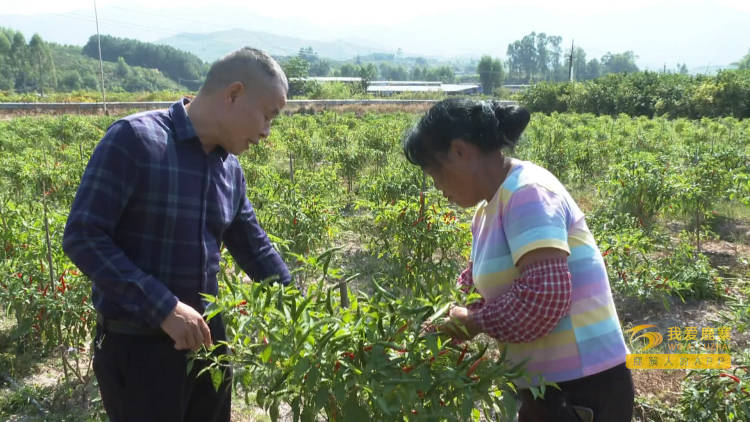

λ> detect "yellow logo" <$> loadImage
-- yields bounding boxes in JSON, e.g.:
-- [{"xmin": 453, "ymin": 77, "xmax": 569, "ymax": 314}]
[{"xmin": 626, "ymin": 324, "xmax": 663, "ymax": 351}]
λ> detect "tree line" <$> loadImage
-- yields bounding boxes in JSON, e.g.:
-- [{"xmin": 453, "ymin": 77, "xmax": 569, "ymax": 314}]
[
  {"xmin": 277, "ymin": 32, "xmax": 656, "ymax": 96},
  {"xmin": 81, "ymin": 34, "xmax": 208, "ymax": 89},
  {"xmin": 518, "ymin": 69, "xmax": 750, "ymax": 119},
  {"xmin": 0, "ymin": 27, "xmax": 187, "ymax": 94}
]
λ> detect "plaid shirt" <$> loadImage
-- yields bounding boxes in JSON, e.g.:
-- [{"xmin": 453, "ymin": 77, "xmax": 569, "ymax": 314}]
[
  {"xmin": 462, "ymin": 258, "xmax": 572, "ymax": 343},
  {"xmin": 63, "ymin": 99, "xmax": 290, "ymax": 327}
]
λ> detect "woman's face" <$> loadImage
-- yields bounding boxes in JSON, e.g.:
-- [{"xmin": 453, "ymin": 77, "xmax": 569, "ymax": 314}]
[{"xmin": 423, "ymin": 140, "xmax": 484, "ymax": 208}]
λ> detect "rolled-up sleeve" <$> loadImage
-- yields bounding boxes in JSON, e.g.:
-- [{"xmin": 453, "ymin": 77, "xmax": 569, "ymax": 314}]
[
  {"xmin": 62, "ymin": 121, "xmax": 177, "ymax": 327},
  {"xmin": 223, "ymin": 174, "xmax": 291, "ymax": 285}
]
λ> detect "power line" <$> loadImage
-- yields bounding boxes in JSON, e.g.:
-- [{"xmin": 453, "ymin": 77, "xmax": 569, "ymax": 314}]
[{"xmin": 93, "ymin": 0, "xmax": 107, "ymax": 113}]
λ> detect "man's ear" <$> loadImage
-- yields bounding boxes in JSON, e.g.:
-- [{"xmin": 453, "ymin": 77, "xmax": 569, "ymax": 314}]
[{"xmin": 225, "ymin": 81, "xmax": 245, "ymax": 103}]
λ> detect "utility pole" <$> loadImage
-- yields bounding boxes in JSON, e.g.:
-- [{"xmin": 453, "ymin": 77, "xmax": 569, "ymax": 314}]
[
  {"xmin": 568, "ymin": 40, "xmax": 575, "ymax": 82},
  {"xmin": 94, "ymin": 0, "xmax": 107, "ymax": 114}
]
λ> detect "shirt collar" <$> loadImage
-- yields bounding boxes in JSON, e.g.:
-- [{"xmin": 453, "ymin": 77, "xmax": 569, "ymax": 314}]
[{"xmin": 169, "ymin": 97, "xmax": 229, "ymax": 161}]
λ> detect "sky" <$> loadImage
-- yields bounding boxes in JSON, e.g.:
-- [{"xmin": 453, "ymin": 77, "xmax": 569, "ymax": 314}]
[{"xmin": 2, "ymin": 0, "xmax": 749, "ymax": 70}]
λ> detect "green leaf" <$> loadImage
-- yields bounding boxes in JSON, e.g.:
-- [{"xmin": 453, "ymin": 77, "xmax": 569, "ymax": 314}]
[
  {"xmin": 209, "ymin": 366, "xmax": 223, "ymax": 392},
  {"xmin": 427, "ymin": 302, "xmax": 452, "ymax": 323},
  {"xmin": 343, "ymin": 394, "xmax": 370, "ymax": 421},
  {"xmin": 269, "ymin": 400, "xmax": 279, "ymax": 422},
  {"xmin": 261, "ymin": 344, "xmax": 272, "ymax": 363}
]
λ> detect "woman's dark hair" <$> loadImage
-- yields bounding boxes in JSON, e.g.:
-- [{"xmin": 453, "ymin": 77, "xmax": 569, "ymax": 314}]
[{"xmin": 403, "ymin": 98, "xmax": 530, "ymax": 167}]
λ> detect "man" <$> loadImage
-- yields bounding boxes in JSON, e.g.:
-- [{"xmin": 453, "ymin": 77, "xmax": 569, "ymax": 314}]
[{"xmin": 63, "ymin": 47, "xmax": 291, "ymax": 422}]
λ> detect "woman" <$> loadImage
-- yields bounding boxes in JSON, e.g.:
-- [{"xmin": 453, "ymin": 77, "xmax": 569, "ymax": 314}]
[{"xmin": 403, "ymin": 98, "xmax": 634, "ymax": 421}]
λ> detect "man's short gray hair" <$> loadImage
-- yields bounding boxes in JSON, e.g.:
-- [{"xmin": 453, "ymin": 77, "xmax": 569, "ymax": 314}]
[{"xmin": 200, "ymin": 47, "xmax": 288, "ymax": 94}]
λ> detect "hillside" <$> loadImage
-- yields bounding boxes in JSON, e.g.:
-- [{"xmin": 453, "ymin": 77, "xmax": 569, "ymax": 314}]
[{"xmin": 157, "ymin": 28, "xmax": 385, "ymax": 62}]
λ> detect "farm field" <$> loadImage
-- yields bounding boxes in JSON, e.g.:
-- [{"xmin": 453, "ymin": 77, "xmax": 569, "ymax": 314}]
[{"xmin": 0, "ymin": 109, "xmax": 749, "ymax": 421}]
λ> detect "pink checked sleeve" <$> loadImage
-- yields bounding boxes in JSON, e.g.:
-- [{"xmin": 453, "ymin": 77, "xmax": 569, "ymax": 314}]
[{"xmin": 469, "ymin": 258, "xmax": 572, "ymax": 343}]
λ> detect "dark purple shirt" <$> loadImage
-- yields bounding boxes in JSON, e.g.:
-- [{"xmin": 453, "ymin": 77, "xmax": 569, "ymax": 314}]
[{"xmin": 63, "ymin": 98, "xmax": 290, "ymax": 327}]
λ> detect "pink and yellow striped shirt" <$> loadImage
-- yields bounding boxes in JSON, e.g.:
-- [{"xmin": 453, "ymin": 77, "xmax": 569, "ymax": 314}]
[{"xmin": 468, "ymin": 160, "xmax": 629, "ymax": 388}]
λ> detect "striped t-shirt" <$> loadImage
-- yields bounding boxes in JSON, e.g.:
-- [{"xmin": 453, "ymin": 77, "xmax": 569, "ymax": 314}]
[{"xmin": 470, "ymin": 159, "xmax": 628, "ymax": 388}]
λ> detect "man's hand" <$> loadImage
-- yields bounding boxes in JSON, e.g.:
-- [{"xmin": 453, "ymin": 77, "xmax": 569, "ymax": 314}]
[
  {"xmin": 160, "ymin": 301, "xmax": 212, "ymax": 351},
  {"xmin": 434, "ymin": 305, "xmax": 481, "ymax": 342}
]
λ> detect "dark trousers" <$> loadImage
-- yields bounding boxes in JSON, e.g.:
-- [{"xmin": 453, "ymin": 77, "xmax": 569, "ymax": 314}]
[
  {"xmin": 92, "ymin": 317, "xmax": 232, "ymax": 422},
  {"xmin": 518, "ymin": 363, "xmax": 634, "ymax": 422}
]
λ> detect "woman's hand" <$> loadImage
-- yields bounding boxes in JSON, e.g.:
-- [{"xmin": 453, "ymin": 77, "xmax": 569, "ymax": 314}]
[{"xmin": 434, "ymin": 305, "xmax": 481, "ymax": 342}]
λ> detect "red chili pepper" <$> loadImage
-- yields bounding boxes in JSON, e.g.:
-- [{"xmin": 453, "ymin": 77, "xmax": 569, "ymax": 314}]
[
  {"xmin": 601, "ymin": 248, "xmax": 611, "ymax": 257},
  {"xmin": 235, "ymin": 300, "xmax": 249, "ymax": 315},
  {"xmin": 16, "ymin": 272, "xmax": 22, "ymax": 278},
  {"xmin": 411, "ymin": 409, "xmax": 418, "ymax": 415},
  {"xmin": 456, "ymin": 345, "xmax": 468, "ymax": 365},
  {"xmin": 402, "ymin": 365, "xmax": 413, "ymax": 374},
  {"xmin": 57, "ymin": 276, "xmax": 67, "ymax": 293},
  {"xmin": 466, "ymin": 357, "xmax": 486, "ymax": 377},
  {"xmin": 416, "ymin": 390, "xmax": 424, "ymax": 398},
  {"xmin": 363, "ymin": 345, "xmax": 373, "ymax": 352},
  {"xmin": 719, "ymin": 373, "xmax": 741, "ymax": 383},
  {"xmin": 334, "ymin": 360, "xmax": 341, "ymax": 372},
  {"xmin": 263, "ymin": 336, "xmax": 269, "ymax": 345}
]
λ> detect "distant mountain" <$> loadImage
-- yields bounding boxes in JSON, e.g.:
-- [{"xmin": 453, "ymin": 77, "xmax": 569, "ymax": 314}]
[{"xmin": 157, "ymin": 29, "xmax": 388, "ymax": 63}]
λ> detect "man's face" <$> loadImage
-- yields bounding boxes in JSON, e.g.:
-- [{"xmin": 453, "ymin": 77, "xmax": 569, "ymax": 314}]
[{"xmin": 222, "ymin": 77, "xmax": 287, "ymax": 155}]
